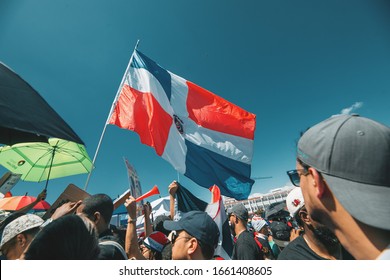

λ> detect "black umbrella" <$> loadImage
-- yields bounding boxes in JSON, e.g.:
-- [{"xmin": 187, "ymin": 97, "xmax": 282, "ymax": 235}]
[
  {"xmin": 0, "ymin": 62, "xmax": 83, "ymax": 145},
  {"xmin": 265, "ymin": 202, "xmax": 289, "ymax": 220}
]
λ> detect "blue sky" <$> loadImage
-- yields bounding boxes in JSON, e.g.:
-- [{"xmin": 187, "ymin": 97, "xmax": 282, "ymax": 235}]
[{"xmin": 0, "ymin": 0, "xmax": 389, "ymax": 205}]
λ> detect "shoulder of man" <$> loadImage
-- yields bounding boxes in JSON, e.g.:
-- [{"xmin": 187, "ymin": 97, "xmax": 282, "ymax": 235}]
[
  {"xmin": 234, "ymin": 231, "xmax": 264, "ymax": 260},
  {"xmin": 98, "ymin": 237, "xmax": 127, "ymax": 260},
  {"xmin": 277, "ymin": 235, "xmax": 326, "ymax": 260}
]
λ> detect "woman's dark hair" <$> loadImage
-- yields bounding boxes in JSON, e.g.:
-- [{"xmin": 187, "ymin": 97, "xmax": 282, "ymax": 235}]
[{"xmin": 23, "ymin": 215, "xmax": 100, "ymax": 260}]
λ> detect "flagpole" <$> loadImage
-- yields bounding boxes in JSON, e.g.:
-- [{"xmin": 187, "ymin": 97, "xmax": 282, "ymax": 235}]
[{"xmin": 84, "ymin": 39, "xmax": 140, "ymax": 191}]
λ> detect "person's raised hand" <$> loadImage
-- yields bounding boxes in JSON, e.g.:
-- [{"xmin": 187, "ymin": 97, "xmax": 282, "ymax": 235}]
[
  {"xmin": 143, "ymin": 202, "xmax": 152, "ymax": 216},
  {"xmin": 168, "ymin": 181, "xmax": 179, "ymax": 196},
  {"xmin": 124, "ymin": 196, "xmax": 137, "ymax": 219},
  {"xmin": 51, "ymin": 200, "xmax": 82, "ymax": 220}
]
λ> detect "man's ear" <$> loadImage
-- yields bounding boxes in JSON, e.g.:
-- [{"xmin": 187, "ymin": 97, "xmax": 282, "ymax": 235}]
[
  {"xmin": 298, "ymin": 208, "xmax": 310, "ymax": 225},
  {"xmin": 93, "ymin": 212, "xmax": 101, "ymax": 223},
  {"xmin": 16, "ymin": 233, "xmax": 27, "ymax": 247},
  {"xmin": 309, "ymin": 168, "xmax": 326, "ymax": 198},
  {"xmin": 187, "ymin": 237, "xmax": 198, "ymax": 255}
]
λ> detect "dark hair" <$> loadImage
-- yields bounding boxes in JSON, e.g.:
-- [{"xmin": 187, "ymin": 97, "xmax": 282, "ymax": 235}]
[
  {"xmin": 297, "ymin": 158, "xmax": 325, "ymax": 182},
  {"xmin": 161, "ymin": 242, "xmax": 172, "ymax": 260},
  {"xmin": 151, "ymin": 248, "xmax": 163, "ymax": 260},
  {"xmin": 297, "ymin": 158, "xmax": 310, "ymax": 171},
  {"xmin": 198, "ymin": 240, "xmax": 215, "ymax": 260},
  {"xmin": 110, "ymin": 225, "xmax": 126, "ymax": 247},
  {"xmin": 23, "ymin": 215, "xmax": 100, "ymax": 260},
  {"xmin": 153, "ymin": 215, "xmax": 171, "ymax": 236},
  {"xmin": 23, "ymin": 226, "xmax": 41, "ymax": 238},
  {"xmin": 294, "ymin": 212, "xmax": 305, "ymax": 228},
  {"xmin": 81, "ymin": 194, "xmax": 113, "ymax": 223}
]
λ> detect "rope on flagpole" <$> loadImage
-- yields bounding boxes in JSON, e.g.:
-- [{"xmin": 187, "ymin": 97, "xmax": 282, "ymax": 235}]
[{"xmin": 84, "ymin": 39, "xmax": 140, "ymax": 191}]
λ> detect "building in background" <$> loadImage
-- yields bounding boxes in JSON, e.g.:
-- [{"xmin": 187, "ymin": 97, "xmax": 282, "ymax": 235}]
[{"xmin": 224, "ymin": 186, "xmax": 293, "ymax": 217}]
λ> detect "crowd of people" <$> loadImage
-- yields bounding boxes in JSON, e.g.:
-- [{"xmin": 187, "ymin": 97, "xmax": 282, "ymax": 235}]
[{"xmin": 0, "ymin": 114, "xmax": 389, "ymax": 260}]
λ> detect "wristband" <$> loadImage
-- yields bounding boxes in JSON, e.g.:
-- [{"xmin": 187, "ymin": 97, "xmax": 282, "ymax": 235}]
[{"xmin": 40, "ymin": 218, "xmax": 53, "ymax": 228}]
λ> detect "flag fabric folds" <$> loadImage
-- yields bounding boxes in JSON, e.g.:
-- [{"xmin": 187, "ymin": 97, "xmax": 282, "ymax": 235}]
[
  {"xmin": 175, "ymin": 182, "xmax": 208, "ymax": 213},
  {"xmin": 176, "ymin": 183, "xmax": 233, "ymax": 260},
  {"xmin": 108, "ymin": 50, "xmax": 256, "ymax": 200}
]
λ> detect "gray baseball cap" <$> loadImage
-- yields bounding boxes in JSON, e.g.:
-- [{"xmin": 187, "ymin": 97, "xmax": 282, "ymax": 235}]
[
  {"xmin": 297, "ymin": 114, "xmax": 390, "ymax": 230},
  {"xmin": 227, "ymin": 203, "xmax": 248, "ymax": 221}
]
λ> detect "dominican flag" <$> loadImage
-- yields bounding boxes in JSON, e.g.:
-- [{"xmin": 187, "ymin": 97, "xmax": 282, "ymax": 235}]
[
  {"xmin": 176, "ymin": 183, "xmax": 234, "ymax": 260},
  {"xmin": 108, "ymin": 50, "xmax": 256, "ymax": 200}
]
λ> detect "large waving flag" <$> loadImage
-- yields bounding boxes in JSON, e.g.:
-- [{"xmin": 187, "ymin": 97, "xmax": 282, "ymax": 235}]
[
  {"xmin": 176, "ymin": 183, "xmax": 234, "ymax": 260},
  {"xmin": 108, "ymin": 50, "xmax": 256, "ymax": 200}
]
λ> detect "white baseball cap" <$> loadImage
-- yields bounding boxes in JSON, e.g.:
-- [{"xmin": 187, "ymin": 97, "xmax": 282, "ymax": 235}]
[{"xmin": 286, "ymin": 187, "xmax": 305, "ymax": 218}]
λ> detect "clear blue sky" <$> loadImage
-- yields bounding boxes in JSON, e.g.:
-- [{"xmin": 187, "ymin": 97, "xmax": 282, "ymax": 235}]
[{"xmin": 0, "ymin": 0, "xmax": 389, "ymax": 205}]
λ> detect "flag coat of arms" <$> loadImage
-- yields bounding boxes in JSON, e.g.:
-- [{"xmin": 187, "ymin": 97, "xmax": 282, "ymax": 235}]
[{"xmin": 108, "ymin": 50, "xmax": 256, "ymax": 200}]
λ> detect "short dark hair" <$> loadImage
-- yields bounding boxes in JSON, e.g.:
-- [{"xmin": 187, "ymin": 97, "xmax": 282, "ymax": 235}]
[
  {"xmin": 295, "ymin": 211, "xmax": 305, "ymax": 228},
  {"xmin": 297, "ymin": 158, "xmax": 310, "ymax": 171},
  {"xmin": 198, "ymin": 240, "xmax": 215, "ymax": 260},
  {"xmin": 153, "ymin": 215, "xmax": 171, "ymax": 236},
  {"xmin": 82, "ymin": 194, "xmax": 113, "ymax": 223}
]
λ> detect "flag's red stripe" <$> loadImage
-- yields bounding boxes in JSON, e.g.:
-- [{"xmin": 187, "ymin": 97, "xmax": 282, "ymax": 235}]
[
  {"xmin": 108, "ymin": 85, "xmax": 172, "ymax": 156},
  {"xmin": 186, "ymin": 81, "xmax": 256, "ymax": 140},
  {"xmin": 209, "ymin": 185, "xmax": 221, "ymax": 203}
]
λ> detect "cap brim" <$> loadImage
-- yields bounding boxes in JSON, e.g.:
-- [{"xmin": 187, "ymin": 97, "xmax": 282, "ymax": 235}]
[
  {"xmin": 322, "ymin": 173, "xmax": 390, "ymax": 230},
  {"xmin": 0, "ymin": 219, "xmax": 43, "ymax": 250},
  {"xmin": 273, "ymin": 239, "xmax": 289, "ymax": 248},
  {"xmin": 163, "ymin": 220, "xmax": 183, "ymax": 232}
]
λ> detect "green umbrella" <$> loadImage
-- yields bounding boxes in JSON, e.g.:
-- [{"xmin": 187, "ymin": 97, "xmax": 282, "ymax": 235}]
[{"xmin": 0, "ymin": 138, "xmax": 93, "ymax": 189}]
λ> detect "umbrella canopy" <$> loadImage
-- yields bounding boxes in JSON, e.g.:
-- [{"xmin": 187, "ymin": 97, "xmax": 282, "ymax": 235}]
[
  {"xmin": 0, "ymin": 138, "xmax": 93, "ymax": 188},
  {"xmin": 0, "ymin": 195, "xmax": 51, "ymax": 211},
  {"xmin": 0, "ymin": 62, "xmax": 83, "ymax": 145},
  {"xmin": 265, "ymin": 202, "xmax": 289, "ymax": 220}
]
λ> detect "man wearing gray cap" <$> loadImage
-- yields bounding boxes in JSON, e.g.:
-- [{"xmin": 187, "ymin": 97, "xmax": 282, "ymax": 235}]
[
  {"xmin": 228, "ymin": 203, "xmax": 264, "ymax": 260},
  {"xmin": 293, "ymin": 114, "xmax": 390, "ymax": 259}
]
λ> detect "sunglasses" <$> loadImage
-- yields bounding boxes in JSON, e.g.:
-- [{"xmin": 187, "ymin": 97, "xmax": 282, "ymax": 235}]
[
  {"xmin": 286, "ymin": 169, "xmax": 309, "ymax": 187},
  {"xmin": 171, "ymin": 230, "xmax": 191, "ymax": 245}
]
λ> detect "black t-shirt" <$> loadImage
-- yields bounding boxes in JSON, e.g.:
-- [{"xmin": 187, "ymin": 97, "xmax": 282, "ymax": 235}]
[
  {"xmin": 277, "ymin": 235, "xmax": 328, "ymax": 260},
  {"xmin": 232, "ymin": 230, "xmax": 263, "ymax": 260}
]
